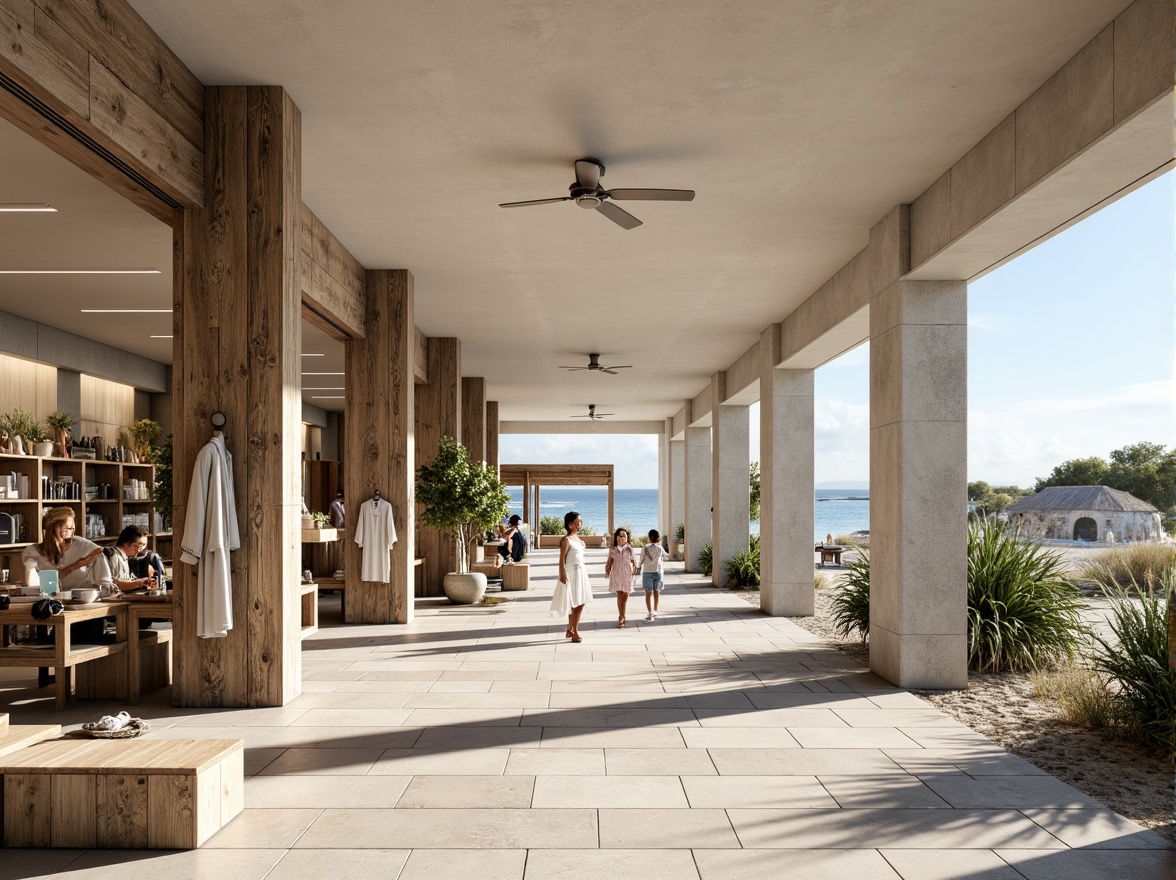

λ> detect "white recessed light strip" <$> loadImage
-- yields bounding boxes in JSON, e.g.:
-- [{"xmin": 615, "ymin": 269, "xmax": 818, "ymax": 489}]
[
  {"xmin": 3, "ymin": 268, "xmax": 161, "ymax": 274},
  {"xmin": 301, "ymin": 353, "xmax": 325, "ymax": 357},
  {"xmin": 150, "ymin": 335, "xmax": 173, "ymax": 339},
  {"xmin": 310, "ymin": 396, "xmax": 344, "ymax": 400},
  {"xmin": 81, "ymin": 309, "xmax": 172, "ymax": 313},
  {"xmin": 304, "ymin": 387, "xmax": 344, "ymax": 391},
  {"xmin": 0, "ymin": 204, "xmax": 57, "ymax": 212},
  {"xmin": 302, "ymin": 372, "xmax": 344, "ymax": 376}
]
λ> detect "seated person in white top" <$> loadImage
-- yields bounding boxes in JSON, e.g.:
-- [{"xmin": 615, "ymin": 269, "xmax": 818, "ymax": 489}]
[
  {"xmin": 104, "ymin": 525, "xmax": 156, "ymax": 592},
  {"xmin": 21, "ymin": 506, "xmax": 112, "ymax": 589}
]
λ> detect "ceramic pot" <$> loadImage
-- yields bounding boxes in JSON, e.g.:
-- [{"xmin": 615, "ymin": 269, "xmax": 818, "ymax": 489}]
[
  {"xmin": 33, "ymin": 441, "xmax": 54, "ymax": 457},
  {"xmin": 442, "ymin": 571, "xmax": 487, "ymax": 605}
]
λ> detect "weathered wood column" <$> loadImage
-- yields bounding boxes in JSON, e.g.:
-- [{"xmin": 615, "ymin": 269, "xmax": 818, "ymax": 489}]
[
  {"xmin": 462, "ymin": 377, "xmax": 487, "ymax": 465},
  {"xmin": 173, "ymin": 86, "xmax": 302, "ymax": 707},
  {"xmin": 486, "ymin": 401, "xmax": 500, "ymax": 475},
  {"xmin": 344, "ymin": 270, "xmax": 416, "ymax": 624},
  {"xmin": 415, "ymin": 337, "xmax": 461, "ymax": 594}
]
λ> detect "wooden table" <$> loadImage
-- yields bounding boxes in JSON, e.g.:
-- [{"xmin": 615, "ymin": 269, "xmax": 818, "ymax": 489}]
[
  {"xmin": 124, "ymin": 597, "xmax": 174, "ymax": 704},
  {"xmin": 815, "ymin": 544, "xmax": 845, "ymax": 567},
  {"xmin": 0, "ymin": 601, "xmax": 128, "ymax": 710}
]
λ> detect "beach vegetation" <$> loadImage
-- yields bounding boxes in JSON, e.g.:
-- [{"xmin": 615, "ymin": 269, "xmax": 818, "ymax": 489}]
[
  {"xmin": 1032, "ymin": 665, "xmax": 1121, "ymax": 729},
  {"xmin": 835, "ymin": 532, "xmax": 869, "ymax": 549},
  {"xmin": 724, "ymin": 534, "xmax": 760, "ymax": 589},
  {"xmin": 968, "ymin": 480, "xmax": 1031, "ymax": 516},
  {"xmin": 1090, "ymin": 574, "xmax": 1176, "ymax": 759},
  {"xmin": 749, "ymin": 461, "xmax": 761, "ymax": 522},
  {"xmin": 968, "ymin": 520, "xmax": 1084, "ymax": 672},
  {"xmin": 1078, "ymin": 543, "xmax": 1176, "ymax": 592},
  {"xmin": 829, "ymin": 549, "xmax": 871, "ymax": 643},
  {"xmin": 698, "ymin": 542, "xmax": 713, "ymax": 577},
  {"xmin": 539, "ymin": 515, "xmax": 564, "ymax": 535},
  {"xmin": 674, "ymin": 523, "xmax": 685, "ymax": 543},
  {"xmin": 1035, "ymin": 442, "xmax": 1176, "ymax": 527},
  {"xmin": 814, "ymin": 572, "xmax": 828, "ymax": 590}
]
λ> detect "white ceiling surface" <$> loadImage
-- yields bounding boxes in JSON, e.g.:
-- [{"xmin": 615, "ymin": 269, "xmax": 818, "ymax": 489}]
[{"xmin": 4, "ymin": 2, "xmax": 1134, "ymax": 425}]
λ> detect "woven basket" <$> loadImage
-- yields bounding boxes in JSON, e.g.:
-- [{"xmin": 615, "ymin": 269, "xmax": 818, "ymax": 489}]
[{"xmin": 78, "ymin": 718, "xmax": 150, "ymax": 739}]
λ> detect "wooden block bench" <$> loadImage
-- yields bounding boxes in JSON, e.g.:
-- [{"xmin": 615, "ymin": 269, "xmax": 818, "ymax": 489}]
[
  {"xmin": 501, "ymin": 562, "xmax": 530, "ymax": 591},
  {"xmin": 1, "ymin": 738, "xmax": 244, "ymax": 849},
  {"xmin": 471, "ymin": 560, "xmax": 501, "ymax": 580}
]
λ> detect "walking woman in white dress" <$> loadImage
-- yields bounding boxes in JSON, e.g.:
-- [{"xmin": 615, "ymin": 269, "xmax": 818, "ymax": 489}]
[{"xmin": 550, "ymin": 510, "xmax": 593, "ymax": 642}]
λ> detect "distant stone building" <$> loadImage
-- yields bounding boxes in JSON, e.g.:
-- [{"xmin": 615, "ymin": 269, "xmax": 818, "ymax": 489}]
[{"xmin": 1005, "ymin": 486, "xmax": 1162, "ymax": 543}]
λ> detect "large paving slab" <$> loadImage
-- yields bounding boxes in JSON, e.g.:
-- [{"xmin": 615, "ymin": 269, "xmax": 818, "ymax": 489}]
[{"xmin": 0, "ymin": 548, "xmax": 1170, "ymax": 878}]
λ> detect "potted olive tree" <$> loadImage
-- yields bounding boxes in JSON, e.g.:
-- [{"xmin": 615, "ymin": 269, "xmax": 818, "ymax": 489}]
[{"xmin": 416, "ymin": 435, "xmax": 509, "ymax": 604}]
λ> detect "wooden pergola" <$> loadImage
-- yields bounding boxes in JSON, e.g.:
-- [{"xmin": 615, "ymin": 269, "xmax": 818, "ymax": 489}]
[{"xmin": 498, "ymin": 464, "xmax": 615, "ymax": 538}]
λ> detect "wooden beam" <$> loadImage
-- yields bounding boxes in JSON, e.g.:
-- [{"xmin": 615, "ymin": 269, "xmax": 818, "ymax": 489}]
[
  {"xmin": 414, "ymin": 337, "xmax": 460, "ymax": 594},
  {"xmin": 298, "ymin": 202, "xmax": 366, "ymax": 339}
]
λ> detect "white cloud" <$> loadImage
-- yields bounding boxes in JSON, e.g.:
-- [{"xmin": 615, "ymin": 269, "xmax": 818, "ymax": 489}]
[{"xmin": 967, "ymin": 313, "xmax": 1003, "ymax": 331}]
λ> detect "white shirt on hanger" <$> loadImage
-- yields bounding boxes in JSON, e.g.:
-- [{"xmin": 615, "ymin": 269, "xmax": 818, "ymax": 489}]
[
  {"xmin": 355, "ymin": 496, "xmax": 397, "ymax": 583},
  {"xmin": 180, "ymin": 433, "xmax": 240, "ymax": 638}
]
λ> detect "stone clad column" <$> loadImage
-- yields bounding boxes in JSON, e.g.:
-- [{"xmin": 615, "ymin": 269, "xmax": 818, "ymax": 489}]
[
  {"xmin": 344, "ymin": 270, "xmax": 415, "ymax": 624},
  {"xmin": 869, "ymin": 280, "xmax": 968, "ymax": 688},
  {"xmin": 657, "ymin": 419, "xmax": 671, "ymax": 542},
  {"xmin": 415, "ymin": 338, "xmax": 461, "ymax": 595},
  {"xmin": 173, "ymin": 86, "xmax": 302, "ymax": 707},
  {"xmin": 462, "ymin": 377, "xmax": 486, "ymax": 465},
  {"xmin": 684, "ymin": 423, "xmax": 711, "ymax": 573},
  {"xmin": 711, "ymin": 373, "xmax": 749, "ymax": 587},
  {"xmin": 670, "ymin": 437, "xmax": 685, "ymax": 558},
  {"xmin": 486, "ymin": 401, "xmax": 499, "ymax": 475},
  {"xmin": 759, "ymin": 358, "xmax": 815, "ymax": 615}
]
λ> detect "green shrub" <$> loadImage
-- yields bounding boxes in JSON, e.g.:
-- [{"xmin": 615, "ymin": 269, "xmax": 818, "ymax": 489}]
[
  {"xmin": 814, "ymin": 572, "xmax": 828, "ymax": 590},
  {"xmin": 539, "ymin": 515, "xmax": 564, "ymax": 535},
  {"xmin": 829, "ymin": 550, "xmax": 871, "ymax": 643},
  {"xmin": 1091, "ymin": 574, "xmax": 1176, "ymax": 759},
  {"xmin": 835, "ymin": 532, "xmax": 869, "ymax": 550},
  {"xmin": 1032, "ymin": 665, "xmax": 1120, "ymax": 729},
  {"xmin": 698, "ymin": 542, "xmax": 713, "ymax": 577},
  {"xmin": 674, "ymin": 523, "xmax": 685, "ymax": 543},
  {"xmin": 724, "ymin": 536, "xmax": 760, "ymax": 589},
  {"xmin": 0, "ymin": 407, "xmax": 47, "ymax": 443},
  {"xmin": 967, "ymin": 521, "xmax": 1084, "ymax": 672},
  {"xmin": 1080, "ymin": 543, "xmax": 1176, "ymax": 592}
]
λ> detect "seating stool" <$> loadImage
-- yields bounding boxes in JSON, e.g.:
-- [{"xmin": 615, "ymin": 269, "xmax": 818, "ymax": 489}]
[
  {"xmin": 471, "ymin": 561, "xmax": 501, "ymax": 580},
  {"xmin": 501, "ymin": 563, "xmax": 530, "ymax": 591}
]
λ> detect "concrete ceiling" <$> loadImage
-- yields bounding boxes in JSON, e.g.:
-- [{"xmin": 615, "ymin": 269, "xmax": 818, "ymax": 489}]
[{"xmin": 2, "ymin": 1, "xmax": 1134, "ymax": 423}]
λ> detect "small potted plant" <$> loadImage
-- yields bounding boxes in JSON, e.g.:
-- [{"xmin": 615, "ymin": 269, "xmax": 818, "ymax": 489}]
[
  {"xmin": 311, "ymin": 512, "xmax": 331, "ymax": 529},
  {"xmin": 0, "ymin": 408, "xmax": 48, "ymax": 455},
  {"xmin": 416, "ymin": 435, "xmax": 509, "ymax": 604},
  {"xmin": 674, "ymin": 522, "xmax": 685, "ymax": 558},
  {"xmin": 131, "ymin": 419, "xmax": 162, "ymax": 460},
  {"xmin": 45, "ymin": 411, "xmax": 75, "ymax": 457}
]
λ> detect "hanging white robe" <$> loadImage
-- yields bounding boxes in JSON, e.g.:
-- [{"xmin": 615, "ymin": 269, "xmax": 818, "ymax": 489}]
[
  {"xmin": 180, "ymin": 434, "xmax": 240, "ymax": 638},
  {"xmin": 355, "ymin": 497, "xmax": 397, "ymax": 583}
]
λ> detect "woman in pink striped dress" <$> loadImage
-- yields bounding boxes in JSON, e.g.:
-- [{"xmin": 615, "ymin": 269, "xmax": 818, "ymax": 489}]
[{"xmin": 605, "ymin": 527, "xmax": 636, "ymax": 628}]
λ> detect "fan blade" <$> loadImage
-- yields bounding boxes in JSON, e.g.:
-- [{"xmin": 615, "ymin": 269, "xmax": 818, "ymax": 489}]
[
  {"xmin": 605, "ymin": 188, "xmax": 695, "ymax": 201},
  {"xmin": 601, "ymin": 365, "xmax": 632, "ymax": 371},
  {"xmin": 596, "ymin": 200, "xmax": 642, "ymax": 229},
  {"xmin": 575, "ymin": 159, "xmax": 602, "ymax": 189},
  {"xmin": 559, "ymin": 366, "xmax": 589, "ymax": 371},
  {"xmin": 601, "ymin": 369, "xmax": 617, "ymax": 375},
  {"xmin": 499, "ymin": 197, "xmax": 571, "ymax": 208}
]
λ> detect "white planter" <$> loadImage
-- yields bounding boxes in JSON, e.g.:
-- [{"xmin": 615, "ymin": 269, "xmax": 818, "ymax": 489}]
[
  {"xmin": 443, "ymin": 571, "xmax": 487, "ymax": 605},
  {"xmin": 33, "ymin": 441, "xmax": 55, "ymax": 457}
]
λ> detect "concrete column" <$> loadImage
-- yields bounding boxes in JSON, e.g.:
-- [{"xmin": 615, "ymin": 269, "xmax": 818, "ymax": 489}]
[
  {"xmin": 657, "ymin": 421, "xmax": 670, "ymax": 542},
  {"xmin": 415, "ymin": 337, "xmax": 461, "ymax": 594},
  {"xmin": 173, "ymin": 86, "xmax": 302, "ymax": 707},
  {"xmin": 344, "ymin": 270, "xmax": 415, "ymax": 624},
  {"xmin": 684, "ymin": 426, "xmax": 711, "ymax": 573},
  {"xmin": 759, "ymin": 355, "xmax": 815, "ymax": 616},
  {"xmin": 56, "ymin": 369, "xmax": 81, "ymax": 427},
  {"xmin": 711, "ymin": 373, "xmax": 750, "ymax": 587},
  {"xmin": 461, "ymin": 377, "xmax": 486, "ymax": 465},
  {"xmin": 869, "ymin": 279, "xmax": 968, "ymax": 689},
  {"xmin": 486, "ymin": 401, "xmax": 499, "ymax": 475},
  {"xmin": 670, "ymin": 438, "xmax": 685, "ymax": 558}
]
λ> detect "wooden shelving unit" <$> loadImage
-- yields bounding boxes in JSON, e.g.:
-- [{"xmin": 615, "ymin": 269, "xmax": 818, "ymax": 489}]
[{"xmin": 0, "ymin": 453, "xmax": 161, "ymax": 568}]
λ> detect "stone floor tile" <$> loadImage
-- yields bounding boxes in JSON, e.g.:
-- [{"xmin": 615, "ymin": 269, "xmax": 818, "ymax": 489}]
[
  {"xmin": 245, "ymin": 774, "xmax": 412, "ymax": 808},
  {"xmin": 599, "ymin": 808, "xmax": 739, "ymax": 848},
  {"xmin": 539, "ymin": 726, "xmax": 685, "ymax": 748},
  {"xmin": 404, "ymin": 692, "xmax": 549, "ymax": 709},
  {"xmin": 413, "ymin": 726, "xmax": 543, "ymax": 749},
  {"xmin": 0, "ymin": 849, "xmax": 83, "ymax": 880},
  {"xmin": 549, "ymin": 679, "xmax": 668, "ymax": 692},
  {"xmin": 695, "ymin": 849, "xmax": 902, "ymax": 880},
  {"xmin": 524, "ymin": 849, "xmax": 702, "ymax": 879},
  {"xmin": 333, "ymin": 679, "xmax": 439, "ymax": 692},
  {"xmin": 244, "ymin": 747, "xmax": 285, "ymax": 776},
  {"xmin": 791, "ymin": 727, "xmax": 924, "ymax": 748},
  {"xmin": 832, "ymin": 708, "xmax": 967, "ymax": 728},
  {"xmin": 51, "ymin": 849, "xmax": 285, "ymax": 879},
  {"xmin": 427, "ymin": 679, "xmax": 494, "ymax": 692},
  {"xmin": 399, "ymin": 849, "xmax": 527, "ymax": 880},
  {"xmin": 491, "ymin": 680, "xmax": 553, "ymax": 692},
  {"xmin": 882, "ymin": 748, "xmax": 1047, "ymax": 776},
  {"xmin": 258, "ymin": 748, "xmax": 385, "ymax": 776},
  {"xmin": 709, "ymin": 747, "xmax": 904, "ymax": 776},
  {"xmin": 726, "ymin": 808, "xmax": 1066, "ymax": 849},
  {"xmin": 204, "ymin": 808, "xmax": 323, "ymax": 848},
  {"xmin": 605, "ymin": 748, "xmax": 718, "ymax": 776},
  {"xmin": 923, "ymin": 775, "xmax": 1105, "ymax": 809},
  {"xmin": 397, "ymin": 774, "xmax": 534, "ymax": 808},
  {"xmin": 746, "ymin": 692, "xmax": 880, "ymax": 709},
  {"xmin": 403, "ymin": 707, "xmax": 526, "ymax": 726},
  {"xmin": 547, "ymin": 692, "xmax": 691, "ymax": 709},
  {"xmin": 289, "ymin": 708, "xmax": 413, "ymax": 727},
  {"xmin": 995, "ymin": 848, "xmax": 1176, "ymax": 880},
  {"xmin": 896, "ymin": 728, "xmax": 998, "ymax": 749},
  {"xmin": 679, "ymin": 727, "xmax": 802, "ymax": 749},
  {"xmin": 1020, "ymin": 808, "xmax": 1176, "ymax": 849},
  {"xmin": 295, "ymin": 808, "xmax": 598, "ymax": 849},
  {"xmin": 818, "ymin": 775, "xmax": 952, "ymax": 809},
  {"xmin": 879, "ymin": 849, "xmax": 1022, "ymax": 879},
  {"xmin": 505, "ymin": 748, "xmax": 606, "ymax": 775},
  {"xmin": 533, "ymin": 775, "xmax": 688, "ymax": 807},
  {"xmin": 683, "ymin": 691, "xmax": 758, "ymax": 708},
  {"xmin": 368, "ymin": 748, "xmax": 511, "ymax": 775},
  {"xmin": 695, "ymin": 707, "xmax": 849, "ymax": 727},
  {"xmin": 286, "ymin": 692, "xmax": 412, "ymax": 709},
  {"xmin": 267, "ymin": 850, "xmax": 412, "ymax": 880},
  {"xmin": 682, "ymin": 775, "xmax": 838, "ymax": 808},
  {"xmin": 521, "ymin": 707, "xmax": 699, "ymax": 727}
]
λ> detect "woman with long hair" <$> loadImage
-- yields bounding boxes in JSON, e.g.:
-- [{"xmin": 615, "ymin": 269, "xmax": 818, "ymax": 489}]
[
  {"xmin": 21, "ymin": 506, "xmax": 111, "ymax": 588},
  {"xmin": 549, "ymin": 510, "xmax": 593, "ymax": 642}
]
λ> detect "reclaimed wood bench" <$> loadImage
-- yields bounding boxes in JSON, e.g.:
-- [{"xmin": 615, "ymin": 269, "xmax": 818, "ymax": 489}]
[
  {"xmin": 501, "ymin": 562, "xmax": 530, "ymax": 591},
  {"xmin": 1, "ymin": 737, "xmax": 244, "ymax": 849}
]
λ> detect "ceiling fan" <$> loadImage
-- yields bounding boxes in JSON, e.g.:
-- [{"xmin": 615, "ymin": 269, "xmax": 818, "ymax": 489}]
[
  {"xmin": 559, "ymin": 353, "xmax": 631, "ymax": 375},
  {"xmin": 570, "ymin": 404, "xmax": 613, "ymax": 421},
  {"xmin": 499, "ymin": 158, "xmax": 695, "ymax": 230}
]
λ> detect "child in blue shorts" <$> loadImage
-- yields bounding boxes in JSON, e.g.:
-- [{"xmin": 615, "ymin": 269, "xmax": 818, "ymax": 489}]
[{"xmin": 639, "ymin": 529, "xmax": 669, "ymax": 620}]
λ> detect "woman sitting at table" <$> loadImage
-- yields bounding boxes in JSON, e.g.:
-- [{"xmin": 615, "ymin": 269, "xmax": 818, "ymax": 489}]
[{"xmin": 21, "ymin": 506, "xmax": 112, "ymax": 590}]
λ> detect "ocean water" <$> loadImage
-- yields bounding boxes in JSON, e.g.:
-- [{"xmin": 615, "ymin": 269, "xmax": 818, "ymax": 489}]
[{"xmin": 506, "ymin": 487, "xmax": 869, "ymax": 541}]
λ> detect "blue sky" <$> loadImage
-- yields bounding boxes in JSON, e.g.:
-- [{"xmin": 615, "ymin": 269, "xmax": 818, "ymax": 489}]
[{"xmin": 504, "ymin": 172, "xmax": 1175, "ymax": 489}]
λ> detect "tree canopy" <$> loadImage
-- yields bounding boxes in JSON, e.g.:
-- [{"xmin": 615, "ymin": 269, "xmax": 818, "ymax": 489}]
[{"xmin": 1034, "ymin": 442, "xmax": 1176, "ymax": 517}]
